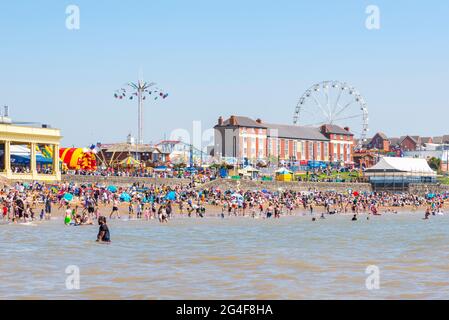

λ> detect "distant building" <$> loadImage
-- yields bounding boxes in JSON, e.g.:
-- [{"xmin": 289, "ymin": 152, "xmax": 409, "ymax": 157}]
[
  {"xmin": 399, "ymin": 136, "xmax": 423, "ymax": 151},
  {"xmin": 98, "ymin": 136, "xmax": 167, "ymax": 167},
  {"xmin": 155, "ymin": 140, "xmax": 209, "ymax": 165},
  {"xmin": 353, "ymin": 151, "xmax": 378, "ymax": 169},
  {"xmin": 404, "ymin": 144, "xmax": 449, "ymax": 173},
  {"xmin": 432, "ymin": 135, "xmax": 449, "ymax": 145},
  {"xmin": 366, "ymin": 132, "xmax": 390, "ymax": 151},
  {"xmin": 0, "ymin": 119, "xmax": 61, "ymax": 181},
  {"xmin": 213, "ymin": 115, "xmax": 354, "ymax": 165}
]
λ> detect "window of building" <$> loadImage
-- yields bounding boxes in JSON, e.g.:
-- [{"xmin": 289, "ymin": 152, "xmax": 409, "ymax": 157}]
[
  {"xmin": 333, "ymin": 143, "xmax": 337, "ymax": 161},
  {"xmin": 293, "ymin": 140, "xmax": 297, "ymax": 157},
  {"xmin": 324, "ymin": 142, "xmax": 328, "ymax": 160},
  {"xmin": 309, "ymin": 142, "xmax": 314, "ymax": 160},
  {"xmin": 301, "ymin": 142, "xmax": 305, "ymax": 160}
]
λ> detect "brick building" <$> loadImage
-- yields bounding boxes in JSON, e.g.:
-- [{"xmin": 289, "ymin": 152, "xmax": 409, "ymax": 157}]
[
  {"xmin": 366, "ymin": 132, "xmax": 390, "ymax": 151},
  {"xmin": 213, "ymin": 115, "xmax": 354, "ymax": 164}
]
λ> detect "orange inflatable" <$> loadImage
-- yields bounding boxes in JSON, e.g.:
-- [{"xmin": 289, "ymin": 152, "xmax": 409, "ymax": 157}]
[{"xmin": 59, "ymin": 148, "xmax": 97, "ymax": 171}]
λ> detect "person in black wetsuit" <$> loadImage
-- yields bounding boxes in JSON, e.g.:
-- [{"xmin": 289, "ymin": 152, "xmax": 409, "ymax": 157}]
[{"xmin": 96, "ymin": 216, "xmax": 111, "ymax": 243}]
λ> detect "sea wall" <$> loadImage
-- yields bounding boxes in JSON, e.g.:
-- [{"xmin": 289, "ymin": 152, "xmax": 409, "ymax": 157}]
[
  {"xmin": 408, "ymin": 184, "xmax": 449, "ymax": 194},
  {"xmin": 60, "ymin": 175, "xmax": 191, "ymax": 187},
  {"xmin": 59, "ymin": 175, "xmax": 372, "ymax": 192},
  {"xmin": 14, "ymin": 175, "xmax": 449, "ymax": 195},
  {"xmin": 200, "ymin": 179, "xmax": 373, "ymax": 193}
]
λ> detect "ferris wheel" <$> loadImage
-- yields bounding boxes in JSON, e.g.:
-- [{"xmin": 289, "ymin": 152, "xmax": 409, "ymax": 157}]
[{"xmin": 293, "ymin": 81, "xmax": 369, "ymax": 145}]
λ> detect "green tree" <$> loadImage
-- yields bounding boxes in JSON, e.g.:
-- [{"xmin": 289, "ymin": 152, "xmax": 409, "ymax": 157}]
[{"xmin": 428, "ymin": 157, "xmax": 442, "ymax": 173}]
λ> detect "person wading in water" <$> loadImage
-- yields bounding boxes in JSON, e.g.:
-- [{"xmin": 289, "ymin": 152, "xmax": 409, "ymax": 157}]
[{"xmin": 96, "ymin": 216, "xmax": 111, "ymax": 243}]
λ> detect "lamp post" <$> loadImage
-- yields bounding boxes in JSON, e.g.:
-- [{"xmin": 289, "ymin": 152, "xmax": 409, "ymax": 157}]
[{"xmin": 114, "ymin": 78, "xmax": 168, "ymax": 146}]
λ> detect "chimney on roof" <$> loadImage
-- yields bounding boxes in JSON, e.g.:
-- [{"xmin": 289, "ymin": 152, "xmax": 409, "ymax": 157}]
[
  {"xmin": 256, "ymin": 118, "xmax": 262, "ymax": 124},
  {"xmin": 320, "ymin": 124, "xmax": 327, "ymax": 133},
  {"xmin": 218, "ymin": 116, "xmax": 223, "ymax": 126},
  {"xmin": 230, "ymin": 115, "xmax": 237, "ymax": 126}
]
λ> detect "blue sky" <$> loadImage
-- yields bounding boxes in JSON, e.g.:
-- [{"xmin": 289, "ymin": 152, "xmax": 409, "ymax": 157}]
[{"xmin": 0, "ymin": 0, "xmax": 448, "ymax": 146}]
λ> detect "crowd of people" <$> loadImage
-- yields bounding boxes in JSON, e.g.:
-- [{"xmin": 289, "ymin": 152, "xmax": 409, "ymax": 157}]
[{"xmin": 0, "ymin": 180, "xmax": 447, "ymax": 227}]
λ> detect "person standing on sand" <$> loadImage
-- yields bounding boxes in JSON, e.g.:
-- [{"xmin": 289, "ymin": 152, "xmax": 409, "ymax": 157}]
[
  {"xmin": 110, "ymin": 198, "xmax": 120, "ymax": 219},
  {"xmin": 96, "ymin": 216, "xmax": 111, "ymax": 243},
  {"xmin": 128, "ymin": 201, "xmax": 134, "ymax": 219}
]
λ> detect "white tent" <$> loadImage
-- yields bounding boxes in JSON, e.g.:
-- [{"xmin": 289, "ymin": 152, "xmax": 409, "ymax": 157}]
[{"xmin": 365, "ymin": 157, "xmax": 436, "ymax": 176}]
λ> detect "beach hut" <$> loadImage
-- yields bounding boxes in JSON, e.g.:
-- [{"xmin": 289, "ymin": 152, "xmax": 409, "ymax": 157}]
[
  {"xmin": 238, "ymin": 165, "xmax": 259, "ymax": 179},
  {"xmin": 275, "ymin": 167, "xmax": 293, "ymax": 182}
]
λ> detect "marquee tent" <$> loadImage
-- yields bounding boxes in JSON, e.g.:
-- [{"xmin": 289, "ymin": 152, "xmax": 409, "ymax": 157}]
[{"xmin": 365, "ymin": 157, "xmax": 436, "ymax": 176}]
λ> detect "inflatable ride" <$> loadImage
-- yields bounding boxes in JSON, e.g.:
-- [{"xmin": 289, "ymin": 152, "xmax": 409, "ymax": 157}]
[{"xmin": 59, "ymin": 148, "xmax": 97, "ymax": 171}]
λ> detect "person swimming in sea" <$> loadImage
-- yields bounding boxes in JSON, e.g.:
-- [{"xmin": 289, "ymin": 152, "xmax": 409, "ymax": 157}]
[
  {"xmin": 352, "ymin": 214, "xmax": 358, "ymax": 221},
  {"xmin": 96, "ymin": 216, "xmax": 111, "ymax": 243},
  {"xmin": 74, "ymin": 214, "xmax": 82, "ymax": 226}
]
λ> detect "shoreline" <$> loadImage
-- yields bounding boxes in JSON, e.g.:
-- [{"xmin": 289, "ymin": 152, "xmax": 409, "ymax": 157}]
[{"xmin": 4, "ymin": 202, "xmax": 442, "ymax": 220}]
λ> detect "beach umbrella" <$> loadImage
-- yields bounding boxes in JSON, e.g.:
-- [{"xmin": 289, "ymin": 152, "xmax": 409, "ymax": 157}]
[
  {"xmin": 107, "ymin": 185, "xmax": 118, "ymax": 193},
  {"xmin": 231, "ymin": 193, "xmax": 244, "ymax": 203},
  {"xmin": 120, "ymin": 192, "xmax": 132, "ymax": 202},
  {"xmin": 166, "ymin": 191, "xmax": 176, "ymax": 201},
  {"xmin": 63, "ymin": 193, "xmax": 74, "ymax": 202}
]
